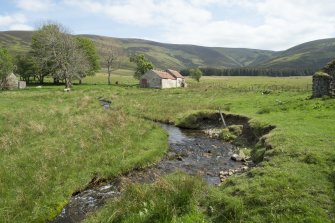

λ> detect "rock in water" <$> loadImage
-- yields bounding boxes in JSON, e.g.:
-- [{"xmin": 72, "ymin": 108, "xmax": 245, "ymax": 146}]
[{"xmin": 231, "ymin": 154, "xmax": 243, "ymax": 161}]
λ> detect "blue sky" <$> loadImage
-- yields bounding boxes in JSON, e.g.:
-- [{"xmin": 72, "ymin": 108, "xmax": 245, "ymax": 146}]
[{"xmin": 1, "ymin": 0, "xmax": 335, "ymax": 50}]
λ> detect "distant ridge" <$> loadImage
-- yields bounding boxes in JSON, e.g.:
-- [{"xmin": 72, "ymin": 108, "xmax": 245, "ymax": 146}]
[{"xmin": 1, "ymin": 30, "xmax": 335, "ymax": 72}]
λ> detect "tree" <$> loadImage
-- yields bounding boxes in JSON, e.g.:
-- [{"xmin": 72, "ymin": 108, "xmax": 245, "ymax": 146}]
[
  {"xmin": 31, "ymin": 24, "xmax": 57, "ymax": 84},
  {"xmin": 102, "ymin": 46, "xmax": 121, "ymax": 85},
  {"xmin": 0, "ymin": 48, "xmax": 14, "ymax": 89},
  {"xmin": 190, "ymin": 68, "xmax": 202, "ymax": 82},
  {"xmin": 31, "ymin": 23, "xmax": 90, "ymax": 89},
  {"xmin": 130, "ymin": 54, "xmax": 153, "ymax": 80},
  {"xmin": 76, "ymin": 37, "xmax": 100, "ymax": 83},
  {"xmin": 15, "ymin": 54, "xmax": 38, "ymax": 84}
]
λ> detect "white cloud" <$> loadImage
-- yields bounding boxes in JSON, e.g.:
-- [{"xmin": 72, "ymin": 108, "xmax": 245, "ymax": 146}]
[
  {"xmin": 0, "ymin": 14, "xmax": 26, "ymax": 26},
  {"xmin": 25, "ymin": 0, "xmax": 335, "ymax": 50},
  {"xmin": 15, "ymin": 0, "xmax": 54, "ymax": 12},
  {"xmin": 9, "ymin": 24, "xmax": 34, "ymax": 30},
  {"xmin": 162, "ymin": 0, "xmax": 335, "ymax": 50},
  {"xmin": 0, "ymin": 13, "xmax": 33, "ymax": 30},
  {"xmin": 65, "ymin": 0, "xmax": 211, "ymax": 26}
]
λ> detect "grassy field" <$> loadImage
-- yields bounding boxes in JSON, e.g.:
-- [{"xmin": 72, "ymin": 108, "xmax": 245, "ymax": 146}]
[{"xmin": 0, "ymin": 71, "xmax": 334, "ymax": 222}]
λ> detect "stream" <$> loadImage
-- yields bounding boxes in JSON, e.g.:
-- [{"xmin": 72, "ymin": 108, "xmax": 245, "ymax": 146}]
[{"xmin": 51, "ymin": 123, "xmax": 246, "ymax": 223}]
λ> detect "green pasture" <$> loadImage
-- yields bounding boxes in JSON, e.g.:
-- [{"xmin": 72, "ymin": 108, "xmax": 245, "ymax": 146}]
[{"xmin": 0, "ymin": 72, "xmax": 334, "ymax": 222}]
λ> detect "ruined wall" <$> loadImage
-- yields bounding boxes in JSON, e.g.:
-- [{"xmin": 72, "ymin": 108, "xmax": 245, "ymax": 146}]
[
  {"xmin": 312, "ymin": 72, "xmax": 332, "ymax": 98},
  {"xmin": 312, "ymin": 59, "xmax": 335, "ymax": 98}
]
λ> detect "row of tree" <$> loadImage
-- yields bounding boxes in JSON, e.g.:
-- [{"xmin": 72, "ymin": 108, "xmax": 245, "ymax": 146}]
[
  {"xmin": 15, "ymin": 23, "xmax": 100, "ymax": 88},
  {"xmin": 0, "ymin": 22, "xmax": 157, "ymax": 89},
  {"xmin": 181, "ymin": 67, "xmax": 316, "ymax": 77}
]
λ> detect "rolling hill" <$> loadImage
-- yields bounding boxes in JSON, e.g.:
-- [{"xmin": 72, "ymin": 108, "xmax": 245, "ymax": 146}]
[
  {"xmin": 1, "ymin": 30, "xmax": 335, "ymax": 72},
  {"xmin": 256, "ymin": 38, "xmax": 335, "ymax": 71}
]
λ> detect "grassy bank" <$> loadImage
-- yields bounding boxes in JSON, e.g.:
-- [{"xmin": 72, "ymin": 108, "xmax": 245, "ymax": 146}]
[
  {"xmin": 1, "ymin": 73, "xmax": 334, "ymax": 222},
  {"xmin": 87, "ymin": 75, "xmax": 335, "ymax": 222},
  {"xmin": 0, "ymin": 73, "xmax": 167, "ymax": 222}
]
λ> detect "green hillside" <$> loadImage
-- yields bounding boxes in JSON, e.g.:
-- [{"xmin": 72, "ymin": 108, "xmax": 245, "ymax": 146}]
[
  {"xmin": 1, "ymin": 30, "xmax": 335, "ymax": 71},
  {"xmin": 256, "ymin": 38, "xmax": 335, "ymax": 70},
  {"xmin": 0, "ymin": 31, "xmax": 32, "ymax": 54},
  {"xmin": 0, "ymin": 31, "xmax": 275, "ymax": 69},
  {"xmin": 82, "ymin": 34, "xmax": 276, "ymax": 69}
]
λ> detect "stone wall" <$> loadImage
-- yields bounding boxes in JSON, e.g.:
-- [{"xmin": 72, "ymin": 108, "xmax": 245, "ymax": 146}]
[
  {"xmin": 312, "ymin": 72, "xmax": 332, "ymax": 98},
  {"xmin": 18, "ymin": 81, "xmax": 26, "ymax": 89},
  {"xmin": 140, "ymin": 71, "xmax": 162, "ymax": 88}
]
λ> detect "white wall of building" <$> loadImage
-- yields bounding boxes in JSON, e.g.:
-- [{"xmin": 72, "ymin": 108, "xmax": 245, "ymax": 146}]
[{"xmin": 162, "ymin": 78, "xmax": 177, "ymax": 88}]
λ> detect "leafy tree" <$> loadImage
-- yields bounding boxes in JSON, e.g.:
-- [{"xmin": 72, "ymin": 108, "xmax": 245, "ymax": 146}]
[
  {"xmin": 0, "ymin": 48, "xmax": 14, "ymax": 89},
  {"xmin": 190, "ymin": 68, "xmax": 202, "ymax": 82},
  {"xmin": 31, "ymin": 23, "xmax": 90, "ymax": 89},
  {"xmin": 31, "ymin": 24, "xmax": 57, "ymax": 84},
  {"xmin": 130, "ymin": 54, "xmax": 153, "ymax": 80},
  {"xmin": 15, "ymin": 54, "xmax": 38, "ymax": 84},
  {"xmin": 76, "ymin": 37, "xmax": 100, "ymax": 83}
]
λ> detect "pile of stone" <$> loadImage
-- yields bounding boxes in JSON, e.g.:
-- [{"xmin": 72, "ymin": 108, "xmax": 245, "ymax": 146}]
[
  {"xmin": 218, "ymin": 152, "xmax": 252, "ymax": 183},
  {"xmin": 203, "ymin": 128, "xmax": 221, "ymax": 138},
  {"xmin": 219, "ymin": 165, "xmax": 249, "ymax": 183}
]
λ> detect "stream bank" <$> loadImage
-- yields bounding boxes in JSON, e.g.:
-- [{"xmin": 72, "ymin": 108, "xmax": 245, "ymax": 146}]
[{"xmin": 52, "ymin": 111, "xmax": 275, "ymax": 223}]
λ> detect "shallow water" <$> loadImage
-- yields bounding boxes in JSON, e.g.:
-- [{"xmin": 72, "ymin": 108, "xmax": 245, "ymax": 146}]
[
  {"xmin": 51, "ymin": 123, "xmax": 243, "ymax": 223},
  {"xmin": 99, "ymin": 100, "xmax": 111, "ymax": 110}
]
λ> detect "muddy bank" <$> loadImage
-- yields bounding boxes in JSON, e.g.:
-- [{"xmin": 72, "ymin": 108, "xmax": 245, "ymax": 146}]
[
  {"xmin": 176, "ymin": 111, "xmax": 275, "ymax": 158},
  {"xmin": 51, "ymin": 123, "xmax": 248, "ymax": 223}
]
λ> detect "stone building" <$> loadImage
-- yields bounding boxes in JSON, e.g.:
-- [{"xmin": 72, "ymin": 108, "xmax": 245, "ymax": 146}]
[
  {"xmin": 312, "ymin": 60, "xmax": 335, "ymax": 98},
  {"xmin": 0, "ymin": 73, "xmax": 26, "ymax": 90},
  {"xmin": 140, "ymin": 69, "xmax": 186, "ymax": 89},
  {"xmin": 1, "ymin": 73, "xmax": 18, "ymax": 90}
]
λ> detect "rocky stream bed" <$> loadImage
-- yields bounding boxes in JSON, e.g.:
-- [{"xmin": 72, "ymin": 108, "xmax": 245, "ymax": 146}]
[{"xmin": 51, "ymin": 121, "xmax": 252, "ymax": 223}]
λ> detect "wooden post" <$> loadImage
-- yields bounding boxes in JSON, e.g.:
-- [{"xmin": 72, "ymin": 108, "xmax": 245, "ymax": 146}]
[{"xmin": 219, "ymin": 108, "xmax": 227, "ymax": 128}]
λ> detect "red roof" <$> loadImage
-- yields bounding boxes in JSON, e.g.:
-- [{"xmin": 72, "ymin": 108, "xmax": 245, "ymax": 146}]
[
  {"xmin": 152, "ymin": 70, "xmax": 176, "ymax": 80},
  {"xmin": 150, "ymin": 69, "xmax": 184, "ymax": 80},
  {"xmin": 166, "ymin": 69, "xmax": 184, "ymax": 79}
]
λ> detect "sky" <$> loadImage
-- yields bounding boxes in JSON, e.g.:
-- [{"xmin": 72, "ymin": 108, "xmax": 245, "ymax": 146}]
[{"xmin": 0, "ymin": 0, "xmax": 335, "ymax": 51}]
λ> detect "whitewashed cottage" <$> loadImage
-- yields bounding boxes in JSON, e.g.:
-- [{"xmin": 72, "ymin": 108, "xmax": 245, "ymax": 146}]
[{"xmin": 140, "ymin": 69, "xmax": 186, "ymax": 89}]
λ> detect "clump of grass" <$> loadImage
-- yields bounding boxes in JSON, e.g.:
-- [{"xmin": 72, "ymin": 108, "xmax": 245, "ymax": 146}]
[
  {"xmin": 249, "ymin": 119, "xmax": 274, "ymax": 138},
  {"xmin": 219, "ymin": 125, "xmax": 243, "ymax": 142},
  {"xmin": 256, "ymin": 107, "xmax": 271, "ymax": 114},
  {"xmin": 302, "ymin": 152, "xmax": 322, "ymax": 165},
  {"xmin": 228, "ymin": 125, "xmax": 243, "ymax": 135},
  {"xmin": 251, "ymin": 143, "xmax": 266, "ymax": 163},
  {"xmin": 86, "ymin": 173, "xmax": 208, "ymax": 223},
  {"xmin": 175, "ymin": 110, "xmax": 217, "ymax": 129},
  {"xmin": 219, "ymin": 128, "xmax": 236, "ymax": 141}
]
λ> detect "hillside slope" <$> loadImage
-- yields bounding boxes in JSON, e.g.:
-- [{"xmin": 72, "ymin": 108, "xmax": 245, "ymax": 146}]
[
  {"xmin": 256, "ymin": 38, "xmax": 335, "ymax": 70},
  {"xmin": 1, "ymin": 30, "xmax": 335, "ymax": 71},
  {"xmin": 0, "ymin": 31, "xmax": 275, "ymax": 69}
]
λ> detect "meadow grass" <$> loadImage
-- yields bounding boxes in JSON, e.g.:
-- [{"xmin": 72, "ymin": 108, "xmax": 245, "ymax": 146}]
[
  {"xmin": 86, "ymin": 74, "xmax": 335, "ymax": 222},
  {"xmin": 0, "ymin": 72, "xmax": 167, "ymax": 222},
  {"xmin": 1, "ymin": 72, "xmax": 334, "ymax": 222}
]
